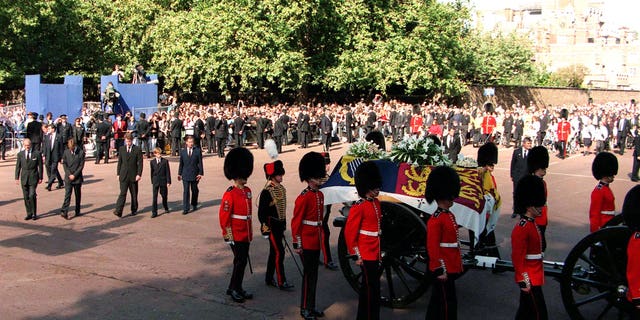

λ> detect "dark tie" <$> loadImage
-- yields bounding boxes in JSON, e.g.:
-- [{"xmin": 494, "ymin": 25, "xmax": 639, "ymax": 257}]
[
  {"xmin": 157, "ymin": 158, "xmax": 160, "ymax": 165},
  {"xmin": 188, "ymin": 149, "xmax": 192, "ymax": 157},
  {"xmin": 127, "ymin": 147, "xmax": 131, "ymax": 153},
  {"xmin": 27, "ymin": 151, "xmax": 30, "ymax": 159},
  {"xmin": 524, "ymin": 150, "xmax": 528, "ymax": 158}
]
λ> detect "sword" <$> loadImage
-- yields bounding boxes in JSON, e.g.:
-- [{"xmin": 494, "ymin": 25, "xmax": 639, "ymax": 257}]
[{"xmin": 284, "ymin": 237, "xmax": 303, "ymax": 277}]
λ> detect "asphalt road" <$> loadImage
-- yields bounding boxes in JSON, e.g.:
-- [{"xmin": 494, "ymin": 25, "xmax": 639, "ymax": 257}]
[{"xmin": 0, "ymin": 141, "xmax": 636, "ymax": 320}]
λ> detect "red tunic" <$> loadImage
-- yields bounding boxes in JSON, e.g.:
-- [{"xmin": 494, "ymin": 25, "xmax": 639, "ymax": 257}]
[
  {"xmin": 628, "ymin": 231, "xmax": 640, "ymax": 306},
  {"xmin": 481, "ymin": 115, "xmax": 496, "ymax": 135},
  {"xmin": 426, "ymin": 209, "xmax": 463, "ymax": 274},
  {"xmin": 291, "ymin": 187, "xmax": 324, "ymax": 250},
  {"xmin": 219, "ymin": 186, "xmax": 253, "ymax": 242},
  {"xmin": 344, "ymin": 198, "xmax": 382, "ymax": 261},
  {"xmin": 589, "ymin": 182, "xmax": 615, "ymax": 233},
  {"xmin": 410, "ymin": 116, "xmax": 423, "ymax": 134},
  {"xmin": 511, "ymin": 217, "xmax": 544, "ymax": 286},
  {"xmin": 112, "ymin": 120, "xmax": 127, "ymax": 139},
  {"xmin": 557, "ymin": 120, "xmax": 571, "ymax": 141},
  {"xmin": 535, "ymin": 179, "xmax": 548, "ymax": 226}
]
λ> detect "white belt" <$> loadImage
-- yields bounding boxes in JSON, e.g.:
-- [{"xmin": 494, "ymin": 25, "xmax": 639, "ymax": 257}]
[
  {"xmin": 231, "ymin": 214, "xmax": 251, "ymax": 220},
  {"xmin": 601, "ymin": 211, "xmax": 615, "ymax": 215},
  {"xmin": 359, "ymin": 230, "xmax": 381, "ymax": 237},
  {"xmin": 526, "ymin": 254, "xmax": 543, "ymax": 260},
  {"xmin": 303, "ymin": 220, "xmax": 321, "ymax": 226},
  {"xmin": 439, "ymin": 242, "xmax": 459, "ymax": 248}
]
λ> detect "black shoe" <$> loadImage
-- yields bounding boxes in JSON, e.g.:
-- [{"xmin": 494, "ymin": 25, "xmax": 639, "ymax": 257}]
[
  {"xmin": 239, "ymin": 290, "xmax": 253, "ymax": 300},
  {"xmin": 279, "ymin": 282, "xmax": 294, "ymax": 290},
  {"xmin": 24, "ymin": 215, "xmax": 32, "ymax": 220},
  {"xmin": 633, "ymin": 178, "xmax": 639, "ymax": 182},
  {"xmin": 182, "ymin": 210, "xmax": 189, "ymax": 215},
  {"xmin": 113, "ymin": 210, "xmax": 122, "ymax": 218},
  {"xmin": 45, "ymin": 186, "xmax": 52, "ymax": 192},
  {"xmin": 151, "ymin": 213, "xmax": 158, "ymax": 218},
  {"xmin": 300, "ymin": 309, "xmax": 317, "ymax": 320},
  {"xmin": 130, "ymin": 211, "xmax": 137, "ymax": 216},
  {"xmin": 325, "ymin": 261, "xmax": 338, "ymax": 271},
  {"xmin": 226, "ymin": 289, "xmax": 245, "ymax": 303},
  {"xmin": 192, "ymin": 205, "xmax": 198, "ymax": 211},
  {"xmin": 266, "ymin": 279, "xmax": 278, "ymax": 287},
  {"xmin": 61, "ymin": 212, "xmax": 68, "ymax": 220},
  {"xmin": 32, "ymin": 214, "xmax": 37, "ymax": 221},
  {"xmin": 311, "ymin": 310, "xmax": 325, "ymax": 318},
  {"xmin": 56, "ymin": 184, "xmax": 64, "ymax": 189},
  {"xmin": 75, "ymin": 213, "xmax": 82, "ymax": 218},
  {"xmin": 164, "ymin": 208, "xmax": 170, "ymax": 214}
]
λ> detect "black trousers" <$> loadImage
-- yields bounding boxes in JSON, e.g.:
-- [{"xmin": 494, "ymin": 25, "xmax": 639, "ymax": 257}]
[
  {"xmin": 172, "ymin": 137, "xmax": 181, "ymax": 156},
  {"xmin": 426, "ymin": 275, "xmax": 457, "ymax": 320},
  {"xmin": 346, "ymin": 127, "xmax": 354, "ymax": 143},
  {"xmin": 229, "ymin": 241, "xmax": 250, "ymax": 291},
  {"xmin": 216, "ymin": 138, "xmax": 226, "ymax": 157},
  {"xmin": 21, "ymin": 183, "xmax": 37, "ymax": 217},
  {"xmin": 257, "ymin": 132, "xmax": 264, "ymax": 149},
  {"xmin": 46, "ymin": 160, "xmax": 63, "ymax": 187},
  {"xmin": 633, "ymin": 154, "xmax": 640, "ymax": 180},
  {"xmin": 152, "ymin": 184, "xmax": 168, "ymax": 213},
  {"xmin": 300, "ymin": 249, "xmax": 320, "ymax": 310},
  {"xmin": 477, "ymin": 229, "xmax": 501, "ymax": 259},
  {"xmin": 617, "ymin": 134, "xmax": 626, "ymax": 154},
  {"xmin": 558, "ymin": 140, "xmax": 567, "ymax": 158},
  {"xmin": 539, "ymin": 225, "xmax": 547, "ymax": 252},
  {"xmin": 61, "ymin": 183, "xmax": 81, "ymax": 214},
  {"xmin": 516, "ymin": 286, "xmax": 548, "ymax": 320},
  {"xmin": 358, "ymin": 260, "xmax": 381, "ymax": 320},
  {"xmin": 536, "ymin": 131, "xmax": 546, "ymax": 146},
  {"xmin": 115, "ymin": 181, "xmax": 138, "ymax": 214},
  {"xmin": 323, "ymin": 133, "xmax": 332, "ymax": 151},
  {"xmin": 300, "ymin": 131, "xmax": 308, "ymax": 148},
  {"xmin": 266, "ymin": 220, "xmax": 287, "ymax": 285},
  {"xmin": 321, "ymin": 205, "xmax": 333, "ymax": 265},
  {"xmin": 0, "ymin": 139, "xmax": 6, "ymax": 159},
  {"xmin": 273, "ymin": 135, "xmax": 283, "ymax": 154},
  {"xmin": 206, "ymin": 134, "xmax": 215, "ymax": 153},
  {"xmin": 182, "ymin": 180, "xmax": 199, "ymax": 212},
  {"xmin": 139, "ymin": 138, "xmax": 149, "ymax": 157},
  {"xmin": 234, "ymin": 133, "xmax": 243, "ymax": 148},
  {"xmin": 96, "ymin": 141, "xmax": 109, "ymax": 163}
]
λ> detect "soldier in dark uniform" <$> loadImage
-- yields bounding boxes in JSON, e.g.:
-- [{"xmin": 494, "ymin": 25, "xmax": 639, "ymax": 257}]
[
  {"xmin": 15, "ymin": 138, "xmax": 43, "ymax": 220},
  {"xmin": 205, "ymin": 109, "xmax": 217, "ymax": 154},
  {"xmin": 344, "ymin": 161, "xmax": 383, "ymax": 320},
  {"xmin": 292, "ymin": 152, "xmax": 327, "ymax": 320},
  {"xmin": 259, "ymin": 159, "xmax": 294, "ymax": 290},
  {"xmin": 220, "ymin": 147, "xmax": 254, "ymax": 303},
  {"xmin": 621, "ymin": 186, "xmax": 640, "ymax": 317},
  {"xmin": 95, "ymin": 114, "xmax": 112, "ymax": 164},
  {"xmin": 60, "ymin": 139, "xmax": 84, "ymax": 219},
  {"xmin": 215, "ymin": 111, "xmax": 228, "ymax": 158},
  {"xmin": 425, "ymin": 166, "xmax": 462, "ymax": 320},
  {"xmin": 512, "ymin": 175, "xmax": 548, "ymax": 320}
]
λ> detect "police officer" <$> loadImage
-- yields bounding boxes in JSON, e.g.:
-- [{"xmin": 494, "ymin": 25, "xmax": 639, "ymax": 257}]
[
  {"xmin": 292, "ymin": 152, "xmax": 327, "ymax": 320},
  {"xmin": 344, "ymin": 161, "xmax": 383, "ymax": 320},
  {"xmin": 621, "ymin": 186, "xmax": 640, "ymax": 317},
  {"xmin": 219, "ymin": 147, "xmax": 254, "ymax": 303},
  {"xmin": 512, "ymin": 175, "xmax": 548, "ymax": 320},
  {"xmin": 589, "ymin": 152, "xmax": 618, "ymax": 233}
]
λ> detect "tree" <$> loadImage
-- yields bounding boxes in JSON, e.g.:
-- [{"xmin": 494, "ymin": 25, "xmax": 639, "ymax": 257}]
[{"xmin": 548, "ymin": 64, "xmax": 590, "ymax": 88}]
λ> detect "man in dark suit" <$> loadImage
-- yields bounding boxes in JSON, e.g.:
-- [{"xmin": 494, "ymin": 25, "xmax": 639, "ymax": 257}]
[
  {"xmin": 43, "ymin": 124, "xmax": 64, "ymax": 191},
  {"xmin": 26, "ymin": 112, "xmax": 43, "ymax": 152},
  {"xmin": 617, "ymin": 113, "xmax": 631, "ymax": 155},
  {"xmin": 344, "ymin": 108, "xmax": 354, "ymax": 143},
  {"xmin": 214, "ymin": 111, "xmax": 228, "ymax": 158},
  {"xmin": 56, "ymin": 114, "xmax": 73, "ymax": 145},
  {"xmin": 205, "ymin": 109, "xmax": 217, "ymax": 154},
  {"xmin": 137, "ymin": 112, "xmax": 151, "ymax": 158},
  {"xmin": 60, "ymin": 139, "xmax": 84, "ymax": 219},
  {"xmin": 72, "ymin": 117, "xmax": 85, "ymax": 149},
  {"xmin": 632, "ymin": 128, "xmax": 640, "ymax": 182},
  {"xmin": 273, "ymin": 111, "xmax": 289, "ymax": 153},
  {"xmin": 170, "ymin": 112, "xmax": 183, "ymax": 156},
  {"xmin": 178, "ymin": 136, "xmax": 203, "ymax": 214},
  {"xmin": 232, "ymin": 112, "xmax": 245, "ymax": 148},
  {"xmin": 15, "ymin": 138, "xmax": 43, "ymax": 220},
  {"xmin": 443, "ymin": 128, "xmax": 462, "ymax": 163},
  {"xmin": 150, "ymin": 147, "xmax": 171, "ymax": 218},
  {"xmin": 510, "ymin": 137, "xmax": 532, "ymax": 216},
  {"xmin": 0, "ymin": 120, "xmax": 7, "ymax": 160},
  {"xmin": 502, "ymin": 111, "xmax": 514, "ymax": 147},
  {"xmin": 114, "ymin": 133, "xmax": 143, "ymax": 218},
  {"xmin": 95, "ymin": 114, "xmax": 112, "ymax": 164},
  {"xmin": 299, "ymin": 109, "xmax": 311, "ymax": 148},
  {"xmin": 538, "ymin": 108, "xmax": 550, "ymax": 146},
  {"xmin": 193, "ymin": 112, "xmax": 205, "ymax": 149},
  {"xmin": 365, "ymin": 108, "xmax": 377, "ymax": 134},
  {"xmin": 513, "ymin": 113, "xmax": 525, "ymax": 148},
  {"xmin": 320, "ymin": 109, "xmax": 332, "ymax": 152}
]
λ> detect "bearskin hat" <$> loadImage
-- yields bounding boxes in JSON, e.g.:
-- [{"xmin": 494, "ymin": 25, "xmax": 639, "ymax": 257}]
[
  {"xmin": 320, "ymin": 152, "xmax": 331, "ymax": 165},
  {"xmin": 622, "ymin": 185, "xmax": 640, "ymax": 231},
  {"xmin": 224, "ymin": 147, "xmax": 254, "ymax": 180},
  {"xmin": 560, "ymin": 108, "xmax": 569, "ymax": 119},
  {"xmin": 484, "ymin": 102, "xmax": 494, "ymax": 113},
  {"xmin": 514, "ymin": 175, "xmax": 547, "ymax": 215},
  {"xmin": 425, "ymin": 166, "xmax": 460, "ymax": 203},
  {"xmin": 365, "ymin": 131, "xmax": 386, "ymax": 151},
  {"xmin": 355, "ymin": 161, "xmax": 383, "ymax": 198},
  {"xmin": 477, "ymin": 142, "xmax": 498, "ymax": 167},
  {"xmin": 591, "ymin": 152, "xmax": 618, "ymax": 180},
  {"xmin": 264, "ymin": 160, "xmax": 285, "ymax": 180},
  {"xmin": 299, "ymin": 152, "xmax": 327, "ymax": 182},
  {"xmin": 527, "ymin": 146, "xmax": 549, "ymax": 174}
]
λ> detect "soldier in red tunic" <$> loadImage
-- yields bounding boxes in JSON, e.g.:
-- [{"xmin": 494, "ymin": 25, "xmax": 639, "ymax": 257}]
[
  {"xmin": 589, "ymin": 152, "xmax": 618, "ymax": 233},
  {"xmin": 527, "ymin": 146, "xmax": 549, "ymax": 251},
  {"xmin": 481, "ymin": 103, "xmax": 497, "ymax": 144},
  {"xmin": 219, "ymin": 147, "xmax": 254, "ymax": 303},
  {"xmin": 292, "ymin": 152, "xmax": 327, "ymax": 320},
  {"xmin": 556, "ymin": 108, "xmax": 571, "ymax": 159},
  {"xmin": 622, "ymin": 185, "xmax": 640, "ymax": 317},
  {"xmin": 344, "ymin": 161, "xmax": 383, "ymax": 320},
  {"xmin": 425, "ymin": 166, "xmax": 462, "ymax": 320},
  {"xmin": 512, "ymin": 175, "xmax": 548, "ymax": 320}
]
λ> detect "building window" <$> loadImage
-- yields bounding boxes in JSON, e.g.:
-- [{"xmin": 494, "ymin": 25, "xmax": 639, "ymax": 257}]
[{"xmin": 587, "ymin": 37, "xmax": 594, "ymax": 43}]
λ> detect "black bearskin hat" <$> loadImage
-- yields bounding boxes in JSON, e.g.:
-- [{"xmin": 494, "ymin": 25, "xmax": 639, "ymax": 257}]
[
  {"xmin": 484, "ymin": 102, "xmax": 494, "ymax": 113},
  {"xmin": 591, "ymin": 152, "xmax": 618, "ymax": 180},
  {"xmin": 299, "ymin": 152, "xmax": 327, "ymax": 182},
  {"xmin": 622, "ymin": 185, "xmax": 640, "ymax": 231},
  {"xmin": 224, "ymin": 147, "xmax": 254, "ymax": 180},
  {"xmin": 425, "ymin": 166, "xmax": 460, "ymax": 203},
  {"xmin": 355, "ymin": 161, "xmax": 382, "ymax": 198},
  {"xmin": 514, "ymin": 175, "xmax": 546, "ymax": 215},
  {"xmin": 264, "ymin": 160, "xmax": 285, "ymax": 180},
  {"xmin": 320, "ymin": 152, "xmax": 331, "ymax": 165},
  {"xmin": 477, "ymin": 142, "xmax": 498, "ymax": 167},
  {"xmin": 527, "ymin": 146, "xmax": 549, "ymax": 174},
  {"xmin": 560, "ymin": 108, "xmax": 569, "ymax": 119},
  {"xmin": 365, "ymin": 131, "xmax": 386, "ymax": 151}
]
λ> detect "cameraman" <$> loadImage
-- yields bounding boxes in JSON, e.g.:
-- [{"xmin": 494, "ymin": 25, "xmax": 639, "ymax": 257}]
[
  {"xmin": 132, "ymin": 64, "xmax": 147, "ymax": 84},
  {"xmin": 103, "ymin": 81, "xmax": 120, "ymax": 114}
]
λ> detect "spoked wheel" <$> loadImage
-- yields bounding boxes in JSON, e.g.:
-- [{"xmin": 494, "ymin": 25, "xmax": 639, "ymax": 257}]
[
  {"xmin": 560, "ymin": 226, "xmax": 634, "ymax": 319},
  {"xmin": 337, "ymin": 201, "xmax": 429, "ymax": 308}
]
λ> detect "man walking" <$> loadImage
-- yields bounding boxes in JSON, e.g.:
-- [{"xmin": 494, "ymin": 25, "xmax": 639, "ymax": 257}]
[
  {"xmin": 43, "ymin": 124, "xmax": 64, "ymax": 191},
  {"xmin": 114, "ymin": 133, "xmax": 143, "ymax": 218},
  {"xmin": 95, "ymin": 114, "xmax": 112, "ymax": 164},
  {"xmin": 15, "ymin": 138, "xmax": 43, "ymax": 220},
  {"xmin": 178, "ymin": 136, "xmax": 203, "ymax": 214},
  {"xmin": 150, "ymin": 147, "xmax": 171, "ymax": 218},
  {"xmin": 60, "ymin": 139, "xmax": 84, "ymax": 219}
]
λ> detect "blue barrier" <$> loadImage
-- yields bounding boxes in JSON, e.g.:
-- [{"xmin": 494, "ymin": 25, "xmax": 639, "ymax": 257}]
[
  {"xmin": 100, "ymin": 75, "xmax": 158, "ymax": 116},
  {"xmin": 25, "ymin": 74, "xmax": 83, "ymax": 118}
]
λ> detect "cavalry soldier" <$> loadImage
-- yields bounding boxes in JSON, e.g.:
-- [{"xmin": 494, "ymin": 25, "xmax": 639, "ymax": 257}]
[
  {"xmin": 621, "ymin": 186, "xmax": 640, "ymax": 317},
  {"xmin": 425, "ymin": 166, "xmax": 462, "ymax": 320},
  {"xmin": 344, "ymin": 161, "xmax": 383, "ymax": 320},
  {"xmin": 292, "ymin": 152, "xmax": 327, "ymax": 320},
  {"xmin": 527, "ymin": 146, "xmax": 549, "ymax": 251},
  {"xmin": 477, "ymin": 142, "xmax": 501, "ymax": 258},
  {"xmin": 512, "ymin": 175, "xmax": 548, "ymax": 320},
  {"xmin": 258, "ymin": 159, "xmax": 294, "ymax": 290},
  {"xmin": 557, "ymin": 108, "xmax": 571, "ymax": 159},
  {"xmin": 219, "ymin": 147, "xmax": 254, "ymax": 303},
  {"xmin": 589, "ymin": 152, "xmax": 618, "ymax": 233}
]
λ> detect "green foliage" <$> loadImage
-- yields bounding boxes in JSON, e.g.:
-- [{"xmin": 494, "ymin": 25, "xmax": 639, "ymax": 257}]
[{"xmin": 547, "ymin": 64, "xmax": 590, "ymax": 88}]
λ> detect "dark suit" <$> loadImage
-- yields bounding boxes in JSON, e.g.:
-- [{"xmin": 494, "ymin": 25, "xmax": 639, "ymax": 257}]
[
  {"xmin": 616, "ymin": 118, "xmax": 630, "ymax": 155},
  {"xmin": 72, "ymin": 125, "xmax": 85, "ymax": 149},
  {"xmin": 514, "ymin": 119, "xmax": 524, "ymax": 148},
  {"xmin": 232, "ymin": 116, "xmax": 245, "ymax": 148},
  {"xmin": 61, "ymin": 146, "xmax": 84, "ymax": 216},
  {"xmin": 178, "ymin": 147, "xmax": 203, "ymax": 213},
  {"xmin": 273, "ymin": 115, "xmax": 289, "ymax": 153},
  {"xmin": 137, "ymin": 119, "xmax": 151, "ymax": 157},
  {"xmin": 214, "ymin": 118, "xmax": 228, "ymax": 157},
  {"xmin": 170, "ymin": 118, "xmax": 183, "ymax": 156},
  {"xmin": 0, "ymin": 123, "xmax": 7, "ymax": 159},
  {"xmin": 150, "ymin": 157, "xmax": 171, "ymax": 215},
  {"xmin": 443, "ymin": 134, "xmax": 462, "ymax": 163},
  {"xmin": 365, "ymin": 111, "xmax": 377, "ymax": 134},
  {"xmin": 26, "ymin": 121, "xmax": 43, "ymax": 152},
  {"xmin": 632, "ymin": 131, "xmax": 640, "ymax": 181},
  {"xmin": 15, "ymin": 148, "xmax": 43, "ymax": 219},
  {"xmin": 503, "ymin": 115, "xmax": 514, "ymax": 147},
  {"xmin": 299, "ymin": 114, "xmax": 311, "ymax": 148},
  {"xmin": 510, "ymin": 147, "xmax": 529, "ymax": 191},
  {"xmin": 193, "ymin": 118, "xmax": 205, "ymax": 149},
  {"xmin": 43, "ymin": 133, "xmax": 64, "ymax": 189},
  {"xmin": 95, "ymin": 121, "xmax": 112, "ymax": 164},
  {"xmin": 57, "ymin": 122, "xmax": 73, "ymax": 145},
  {"xmin": 115, "ymin": 144, "xmax": 143, "ymax": 215},
  {"xmin": 205, "ymin": 115, "xmax": 217, "ymax": 153},
  {"xmin": 320, "ymin": 115, "xmax": 332, "ymax": 151},
  {"xmin": 345, "ymin": 111, "xmax": 354, "ymax": 143}
]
